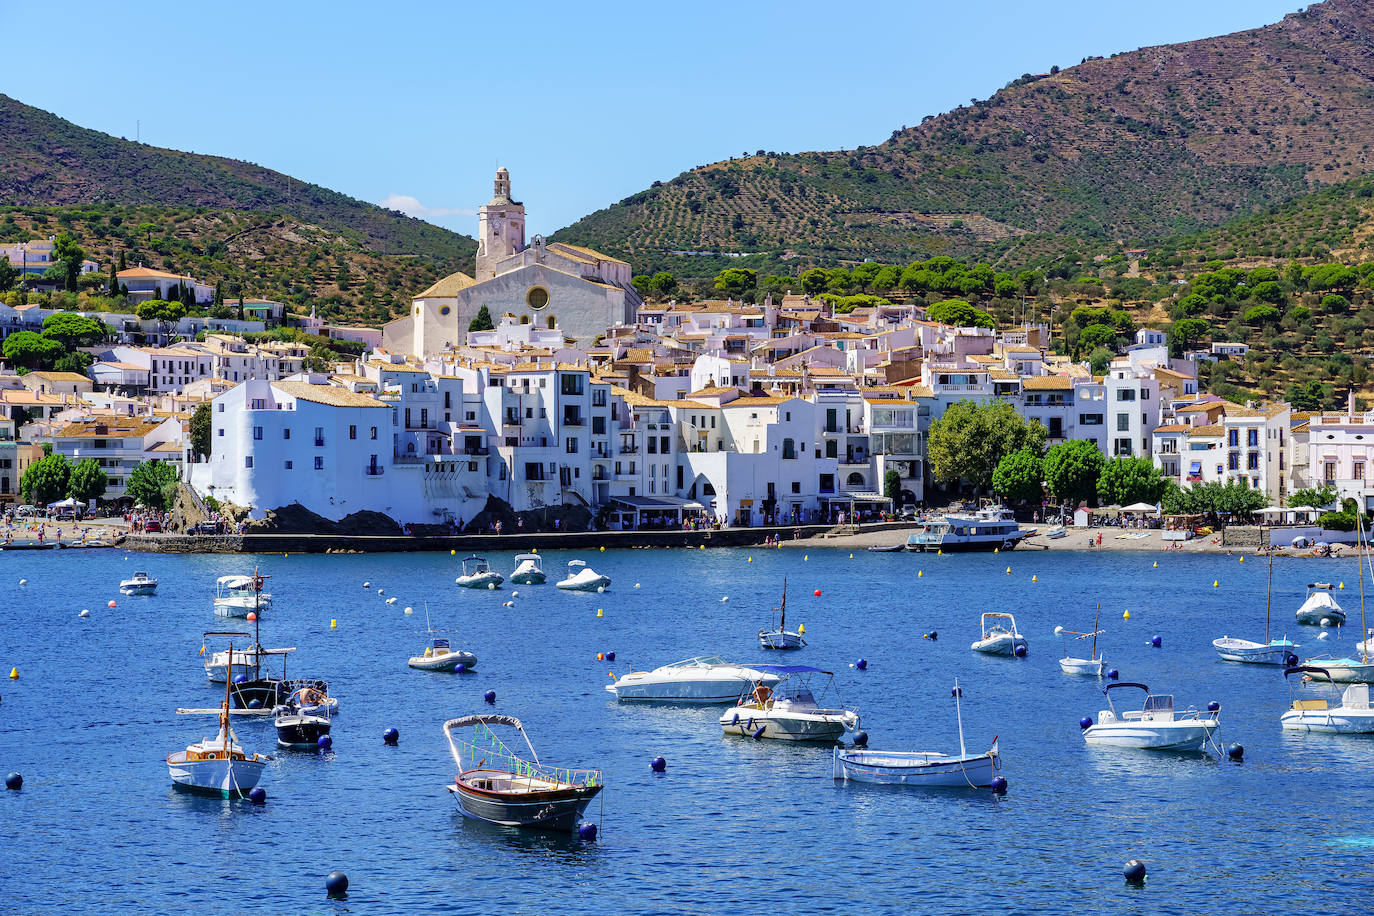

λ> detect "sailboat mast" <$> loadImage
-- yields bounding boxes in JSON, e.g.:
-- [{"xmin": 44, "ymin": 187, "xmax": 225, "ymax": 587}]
[
  {"xmin": 779, "ymin": 578, "xmax": 787, "ymax": 632},
  {"xmin": 1092, "ymin": 602, "xmax": 1100, "ymax": 661},
  {"xmin": 1265, "ymin": 549, "xmax": 1273, "ymax": 645},
  {"xmin": 954, "ymin": 679, "xmax": 967, "ymax": 758},
  {"xmin": 1359, "ymin": 512, "xmax": 1368, "ymax": 663},
  {"xmin": 222, "ymin": 638, "xmax": 233, "ymax": 744}
]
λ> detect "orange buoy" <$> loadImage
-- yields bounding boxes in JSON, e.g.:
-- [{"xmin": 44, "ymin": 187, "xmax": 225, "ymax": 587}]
[
  {"xmin": 813, "ymin": 589, "xmax": 822, "ymax": 597},
  {"xmin": 107, "ymin": 600, "xmax": 116, "ymax": 608}
]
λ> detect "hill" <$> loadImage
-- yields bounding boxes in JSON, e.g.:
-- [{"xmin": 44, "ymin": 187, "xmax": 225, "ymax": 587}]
[
  {"xmin": 0, "ymin": 93, "xmax": 475, "ymax": 277},
  {"xmin": 554, "ymin": 0, "xmax": 1374, "ymax": 275}
]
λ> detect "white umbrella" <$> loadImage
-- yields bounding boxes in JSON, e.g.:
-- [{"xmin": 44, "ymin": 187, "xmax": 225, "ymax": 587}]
[
  {"xmin": 1121, "ymin": 502, "xmax": 1159, "ymax": 513},
  {"xmin": 47, "ymin": 497, "xmax": 80, "ymax": 509}
]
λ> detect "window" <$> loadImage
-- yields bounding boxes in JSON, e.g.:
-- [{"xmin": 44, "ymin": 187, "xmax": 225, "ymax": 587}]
[
  {"xmin": 1116, "ymin": 413, "xmax": 1130, "ymax": 432},
  {"xmin": 592, "ymin": 416, "xmax": 606, "ymax": 435},
  {"xmin": 405, "ymin": 408, "xmax": 412, "ymax": 428},
  {"xmin": 444, "ymin": 392, "xmax": 451, "ymax": 409},
  {"xmin": 791, "ymin": 481, "xmax": 801, "ymax": 494},
  {"xmin": 660, "ymin": 436, "xmax": 669, "ymax": 454},
  {"xmin": 1228, "ymin": 452, "xmax": 1239, "ymax": 471},
  {"xmin": 370, "ymin": 427, "xmax": 377, "ymax": 440},
  {"xmin": 1116, "ymin": 389, "xmax": 1136, "ymax": 402},
  {"xmin": 314, "ymin": 427, "xmax": 324, "ymax": 447},
  {"xmin": 244, "ymin": 456, "xmax": 253, "ymax": 468},
  {"xmin": 218, "ymin": 428, "xmax": 224, "ymax": 437},
  {"xmin": 1228, "ymin": 430, "xmax": 1239, "ymax": 447},
  {"xmin": 217, "ymin": 403, "xmax": 224, "ymax": 412},
  {"xmin": 648, "ymin": 437, "xmax": 657, "ymax": 454},
  {"xmin": 524, "ymin": 462, "xmax": 546, "ymax": 481},
  {"xmin": 1356, "ymin": 462, "xmax": 1366, "ymax": 482},
  {"xmin": 1247, "ymin": 452, "xmax": 1259, "ymax": 471},
  {"xmin": 285, "ymin": 460, "xmax": 293, "ymax": 470},
  {"xmin": 314, "ymin": 456, "xmax": 324, "ymax": 471},
  {"xmin": 819, "ymin": 473, "xmax": 835, "ymax": 492},
  {"xmin": 560, "ymin": 375, "xmax": 584, "ymax": 396},
  {"xmin": 1048, "ymin": 417, "xmax": 1063, "ymax": 439},
  {"xmin": 1247, "ymin": 429, "xmax": 1258, "ymax": 447},
  {"xmin": 253, "ymin": 426, "xmax": 263, "ymax": 440},
  {"xmin": 283, "ymin": 428, "xmax": 291, "ymax": 440},
  {"xmin": 1079, "ymin": 413, "xmax": 1103, "ymax": 426},
  {"xmin": 566, "ymin": 438, "xmax": 578, "ymax": 454},
  {"xmin": 782, "ymin": 438, "xmax": 797, "ymax": 460}
]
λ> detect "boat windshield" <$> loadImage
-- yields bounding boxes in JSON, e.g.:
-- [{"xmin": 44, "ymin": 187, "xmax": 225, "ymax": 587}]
[{"xmin": 666, "ymin": 655, "xmax": 729, "ymax": 668}]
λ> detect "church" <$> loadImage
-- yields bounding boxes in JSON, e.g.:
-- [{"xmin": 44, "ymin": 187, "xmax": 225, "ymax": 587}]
[{"xmin": 381, "ymin": 168, "xmax": 642, "ymax": 357}]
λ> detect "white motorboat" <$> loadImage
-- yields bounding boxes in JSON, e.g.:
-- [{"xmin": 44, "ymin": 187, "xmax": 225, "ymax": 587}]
[
  {"xmin": 204, "ymin": 644, "xmax": 295, "ymax": 683},
  {"xmin": 1057, "ymin": 604, "xmax": 1104, "ymax": 676},
  {"xmin": 273, "ymin": 686, "xmax": 332, "ymax": 749},
  {"xmin": 1044, "ymin": 525, "xmax": 1067, "ymax": 540},
  {"xmin": 1081, "ymin": 682, "xmax": 1220, "ymax": 751},
  {"xmin": 1281, "ymin": 665, "xmax": 1374, "ymax": 733},
  {"xmin": 971, "ymin": 612, "xmax": 1027, "ymax": 656},
  {"xmin": 906, "ymin": 504, "xmax": 1028, "ymax": 552},
  {"xmin": 455, "ymin": 556, "xmax": 504, "ymax": 590},
  {"xmin": 556, "ymin": 559, "xmax": 611, "ymax": 592},
  {"xmin": 1213, "ymin": 551, "xmax": 1299, "ymax": 665},
  {"xmin": 833, "ymin": 680, "xmax": 1000, "ymax": 787},
  {"xmin": 169, "ymin": 640, "xmax": 268, "ymax": 797},
  {"xmin": 509, "ymin": 554, "xmax": 546, "ymax": 585},
  {"xmin": 213, "ymin": 573, "xmax": 271, "ymax": 618},
  {"xmin": 1301, "ymin": 515, "xmax": 1374, "ymax": 682},
  {"xmin": 409, "ymin": 636, "xmax": 478, "ymax": 672},
  {"xmin": 720, "ymin": 666, "xmax": 859, "ymax": 742},
  {"xmin": 119, "ymin": 571, "xmax": 158, "ymax": 596},
  {"xmin": 606, "ymin": 655, "xmax": 780, "ymax": 703},
  {"xmin": 1295, "ymin": 583, "xmax": 1345, "ymax": 627},
  {"xmin": 758, "ymin": 578, "xmax": 805, "ymax": 650}
]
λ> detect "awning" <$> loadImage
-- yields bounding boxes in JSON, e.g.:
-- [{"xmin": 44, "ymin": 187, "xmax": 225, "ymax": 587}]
[
  {"xmin": 610, "ymin": 495, "xmax": 685, "ymax": 510},
  {"xmin": 1121, "ymin": 502, "xmax": 1159, "ymax": 513},
  {"xmin": 1189, "ymin": 462, "xmax": 1202, "ymax": 473},
  {"xmin": 821, "ymin": 491, "xmax": 892, "ymax": 503}
]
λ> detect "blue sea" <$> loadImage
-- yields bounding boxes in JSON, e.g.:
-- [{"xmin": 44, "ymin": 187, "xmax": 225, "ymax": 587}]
[{"xmin": 2, "ymin": 545, "xmax": 1373, "ymax": 914}]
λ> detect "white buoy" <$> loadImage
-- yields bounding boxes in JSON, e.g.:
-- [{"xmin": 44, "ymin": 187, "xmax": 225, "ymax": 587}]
[
  {"xmin": 386, "ymin": 597, "xmax": 397, "ymax": 605},
  {"xmin": 403, "ymin": 607, "xmax": 413, "ymax": 615},
  {"xmin": 512, "ymin": 591, "xmax": 519, "ymax": 598},
  {"xmin": 488, "ymin": 582, "xmax": 496, "ymax": 590},
  {"xmin": 721, "ymin": 596, "xmax": 729, "ymax": 602},
  {"xmin": 1054, "ymin": 625, "xmax": 1064, "ymax": 636},
  {"xmin": 634, "ymin": 583, "xmax": 641, "ymax": 589},
  {"xmin": 502, "ymin": 600, "xmax": 514, "ymax": 608},
  {"xmin": 597, "ymin": 586, "xmax": 606, "ymax": 593},
  {"xmin": 1318, "ymin": 631, "xmax": 1330, "ymax": 640},
  {"xmin": 363, "ymin": 581, "xmax": 371, "ymax": 588},
  {"xmin": 79, "ymin": 609, "xmax": 90, "ymax": 618},
  {"xmin": 377, "ymin": 589, "xmax": 385, "ymax": 595},
  {"xmin": 18, "ymin": 579, "xmax": 26, "ymax": 587},
  {"xmin": 1321, "ymin": 617, "xmax": 1332, "ymax": 627}
]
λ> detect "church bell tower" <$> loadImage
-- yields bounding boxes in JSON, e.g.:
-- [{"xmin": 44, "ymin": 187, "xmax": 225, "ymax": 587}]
[{"xmin": 475, "ymin": 167, "xmax": 526, "ymax": 281}]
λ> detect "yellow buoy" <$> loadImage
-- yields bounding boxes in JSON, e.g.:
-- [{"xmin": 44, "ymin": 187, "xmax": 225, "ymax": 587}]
[
  {"xmin": 8, "ymin": 666, "xmax": 17, "ymax": 679},
  {"xmin": 1213, "ymin": 580, "xmax": 1219, "ymax": 588},
  {"xmin": 1005, "ymin": 566, "xmax": 1011, "ymax": 575},
  {"xmin": 600, "ymin": 546, "xmax": 605, "ymax": 552},
  {"xmin": 699, "ymin": 545, "xmax": 705, "ymax": 550},
  {"xmin": 451, "ymin": 549, "xmax": 456, "ymax": 556},
  {"xmin": 804, "ymin": 555, "xmax": 809, "ymax": 561},
  {"xmin": 330, "ymin": 619, "xmax": 338, "ymax": 629},
  {"xmin": 1239, "ymin": 556, "xmax": 1244, "ymax": 563},
  {"xmin": 798, "ymin": 623, "xmax": 806, "ymax": 634},
  {"xmin": 1123, "ymin": 609, "xmax": 1131, "ymax": 620},
  {"xmin": 1152, "ymin": 561, "xmax": 1158, "ymax": 568},
  {"xmin": 596, "ymin": 608, "xmax": 603, "ymax": 618},
  {"xmin": 994, "ymin": 547, "xmax": 999, "ymax": 554},
  {"xmin": 748, "ymin": 557, "xmax": 753, "ymax": 562},
  {"xmin": 849, "ymin": 554, "xmax": 854, "ymax": 559},
  {"xmin": 937, "ymin": 549, "xmax": 943, "ymax": 556},
  {"xmin": 918, "ymin": 570, "xmax": 923, "ymax": 578},
  {"xmin": 1031, "ymin": 575, "xmax": 1038, "ymax": 583},
  {"xmin": 532, "ymin": 547, "xmax": 537, "ymax": 553},
  {"xmin": 1340, "ymin": 582, "xmax": 1346, "ymax": 590}
]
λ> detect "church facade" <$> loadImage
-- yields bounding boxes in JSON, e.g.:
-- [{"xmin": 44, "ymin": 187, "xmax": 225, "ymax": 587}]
[{"xmin": 382, "ymin": 169, "xmax": 641, "ymax": 357}]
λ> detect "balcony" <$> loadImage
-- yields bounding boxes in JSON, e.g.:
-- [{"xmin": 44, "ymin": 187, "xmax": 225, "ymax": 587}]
[
  {"xmin": 562, "ymin": 415, "xmax": 585, "ymax": 427},
  {"xmin": 314, "ymin": 438, "xmax": 325, "ymax": 448},
  {"xmin": 364, "ymin": 465, "xmax": 385, "ymax": 477},
  {"xmin": 461, "ymin": 447, "xmax": 489, "ymax": 456}
]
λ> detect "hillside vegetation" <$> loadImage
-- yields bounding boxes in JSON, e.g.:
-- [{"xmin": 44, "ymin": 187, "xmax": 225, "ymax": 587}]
[{"xmin": 555, "ymin": 0, "xmax": 1374, "ymax": 275}]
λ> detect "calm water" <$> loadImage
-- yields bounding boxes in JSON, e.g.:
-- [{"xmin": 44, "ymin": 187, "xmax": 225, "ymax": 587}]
[{"xmin": 2, "ymin": 545, "xmax": 1373, "ymax": 914}]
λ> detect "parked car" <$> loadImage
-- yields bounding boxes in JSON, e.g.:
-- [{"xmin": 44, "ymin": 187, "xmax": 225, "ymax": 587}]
[
  {"xmin": 191, "ymin": 521, "xmax": 220, "ymax": 535},
  {"xmin": 142, "ymin": 520, "xmax": 163, "ymax": 533},
  {"xmin": 14, "ymin": 505, "xmax": 37, "ymax": 518}
]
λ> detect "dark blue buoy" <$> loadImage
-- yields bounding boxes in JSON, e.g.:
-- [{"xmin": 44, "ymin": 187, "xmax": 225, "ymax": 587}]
[
  {"xmin": 483, "ymin": 690, "xmax": 496, "ymax": 704},
  {"xmin": 1013, "ymin": 644, "xmax": 1027, "ymax": 657},
  {"xmin": 317, "ymin": 734, "xmax": 332, "ymax": 751},
  {"xmin": 1207, "ymin": 701, "xmax": 1220, "ymax": 712},
  {"xmin": 325, "ymin": 871, "xmax": 349, "ymax": 898},
  {"xmin": 855, "ymin": 658, "xmax": 868, "ymax": 670},
  {"xmin": 650, "ymin": 755, "xmax": 666, "ymax": 773},
  {"xmin": 928, "ymin": 631, "xmax": 937, "ymax": 641},
  {"xmin": 1285, "ymin": 652, "xmax": 1299, "ymax": 667},
  {"xmin": 1123, "ymin": 859, "xmax": 1147, "ymax": 884},
  {"xmin": 1080, "ymin": 716, "xmax": 1093, "ymax": 730},
  {"xmin": 1227, "ymin": 743, "xmax": 1244, "ymax": 761},
  {"xmin": 951, "ymin": 685, "xmax": 963, "ymax": 698},
  {"xmin": 577, "ymin": 821, "xmax": 598, "ymax": 841},
  {"xmin": 1150, "ymin": 635, "xmax": 1162, "ymax": 648},
  {"xmin": 248, "ymin": 698, "xmax": 262, "ymax": 710},
  {"xmin": 852, "ymin": 730, "xmax": 869, "ymax": 747},
  {"xmin": 247, "ymin": 786, "xmax": 266, "ymax": 805},
  {"xmin": 233, "ymin": 674, "xmax": 248, "ymax": 684},
  {"xmin": 1107, "ymin": 668, "xmax": 1119, "ymax": 680},
  {"xmin": 990, "ymin": 776, "xmax": 1008, "ymax": 795},
  {"xmin": 5, "ymin": 771, "xmax": 21, "ymax": 790},
  {"xmin": 383, "ymin": 727, "xmax": 399, "ymax": 746},
  {"xmin": 606, "ymin": 651, "xmax": 616, "ymax": 662},
  {"xmin": 455, "ymin": 663, "xmax": 467, "ymax": 674}
]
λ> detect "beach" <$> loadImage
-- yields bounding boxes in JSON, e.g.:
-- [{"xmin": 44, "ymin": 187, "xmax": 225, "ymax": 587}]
[{"xmin": 786, "ymin": 523, "xmax": 1296, "ymax": 554}]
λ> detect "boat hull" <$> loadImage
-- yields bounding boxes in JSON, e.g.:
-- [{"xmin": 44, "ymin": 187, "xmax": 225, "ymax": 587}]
[
  {"xmin": 556, "ymin": 573, "xmax": 611, "ymax": 592},
  {"xmin": 409, "ymin": 650, "xmax": 478, "ymax": 672},
  {"xmin": 448, "ymin": 782, "xmax": 601, "ymax": 832},
  {"xmin": 971, "ymin": 635, "xmax": 1027, "ymax": 656},
  {"xmin": 1303, "ymin": 662, "xmax": 1374, "ymax": 684},
  {"xmin": 1082, "ymin": 720, "xmax": 1218, "ymax": 751},
  {"xmin": 167, "ymin": 755, "xmax": 265, "ymax": 797},
  {"xmin": 1059, "ymin": 656, "xmax": 1104, "ymax": 676},
  {"xmin": 1296, "ymin": 611, "xmax": 1346, "ymax": 627},
  {"xmin": 456, "ymin": 573, "xmax": 504, "ymax": 589},
  {"xmin": 1212, "ymin": 637, "xmax": 1297, "ymax": 665},
  {"xmin": 119, "ymin": 584, "xmax": 157, "ymax": 596},
  {"xmin": 510, "ymin": 572, "xmax": 545, "ymax": 585},
  {"xmin": 607, "ymin": 677, "xmax": 760, "ymax": 703},
  {"xmin": 275, "ymin": 715, "xmax": 331, "ymax": 749},
  {"xmin": 1280, "ymin": 709, "xmax": 1374, "ymax": 733},
  {"xmin": 759, "ymin": 630, "xmax": 805, "ymax": 650},
  {"xmin": 832, "ymin": 748, "xmax": 999, "ymax": 787},
  {"xmin": 720, "ymin": 708, "xmax": 857, "ymax": 742},
  {"xmin": 907, "ymin": 536, "xmax": 1025, "ymax": 553}
]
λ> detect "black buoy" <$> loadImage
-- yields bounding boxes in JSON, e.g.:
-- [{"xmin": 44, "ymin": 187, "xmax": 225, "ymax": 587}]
[
  {"xmin": 1123, "ymin": 859, "xmax": 1147, "ymax": 884},
  {"xmin": 1227, "ymin": 743, "xmax": 1244, "ymax": 761},
  {"xmin": 650, "ymin": 755, "xmax": 666, "ymax": 773},
  {"xmin": 325, "ymin": 871, "xmax": 349, "ymax": 898},
  {"xmin": 990, "ymin": 776, "xmax": 1008, "ymax": 795},
  {"xmin": 852, "ymin": 730, "xmax": 869, "ymax": 747},
  {"xmin": 1080, "ymin": 716, "xmax": 1093, "ymax": 730},
  {"xmin": 383, "ymin": 727, "xmax": 399, "ymax": 746},
  {"xmin": 247, "ymin": 787, "xmax": 266, "ymax": 805},
  {"xmin": 483, "ymin": 690, "xmax": 496, "ymax": 704},
  {"xmin": 1285, "ymin": 652, "xmax": 1299, "ymax": 667},
  {"xmin": 929, "ymin": 630, "xmax": 937, "ymax": 641},
  {"xmin": 605, "ymin": 651, "xmax": 616, "ymax": 661},
  {"xmin": 577, "ymin": 821, "xmax": 598, "ymax": 841},
  {"xmin": 248, "ymin": 698, "xmax": 262, "ymax": 710},
  {"xmin": 5, "ymin": 771, "xmax": 21, "ymax": 790}
]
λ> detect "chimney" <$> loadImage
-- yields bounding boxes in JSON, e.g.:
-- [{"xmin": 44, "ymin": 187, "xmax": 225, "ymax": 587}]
[{"xmin": 1349, "ymin": 389, "xmax": 1357, "ymax": 420}]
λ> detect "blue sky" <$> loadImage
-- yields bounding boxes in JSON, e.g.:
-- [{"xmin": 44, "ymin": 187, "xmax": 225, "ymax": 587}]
[{"xmin": 4, "ymin": 0, "xmax": 1303, "ymax": 239}]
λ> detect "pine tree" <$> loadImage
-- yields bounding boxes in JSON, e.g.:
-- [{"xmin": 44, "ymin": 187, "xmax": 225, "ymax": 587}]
[
  {"xmin": 108, "ymin": 262, "xmax": 117, "ymax": 294},
  {"xmin": 468, "ymin": 305, "xmax": 494, "ymax": 332},
  {"xmin": 213, "ymin": 281, "xmax": 223, "ymax": 306},
  {"xmin": 118, "ymin": 251, "xmax": 126, "ymax": 271}
]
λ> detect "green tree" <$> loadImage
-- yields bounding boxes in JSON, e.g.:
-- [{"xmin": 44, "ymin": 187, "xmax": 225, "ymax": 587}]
[
  {"xmin": 1321, "ymin": 293, "xmax": 1349, "ymax": 313},
  {"xmin": 800, "ymin": 268, "xmax": 830, "ymax": 296},
  {"xmin": 1290, "ymin": 485, "xmax": 1338, "ymax": 510},
  {"xmin": 1097, "ymin": 456, "xmax": 1167, "ymax": 506},
  {"xmin": 51, "ymin": 233, "xmax": 85, "ymax": 292},
  {"xmin": 647, "ymin": 272, "xmax": 678, "ymax": 297},
  {"xmin": 1076, "ymin": 323, "xmax": 1117, "ymax": 355},
  {"xmin": 925, "ymin": 299, "xmax": 995, "ymax": 329},
  {"xmin": 67, "ymin": 459, "xmax": 108, "ymax": 502},
  {"xmin": 992, "ymin": 448, "xmax": 1044, "ymax": 502},
  {"xmin": 41, "ymin": 312, "xmax": 107, "ymax": 348},
  {"xmin": 136, "ymin": 300, "xmax": 186, "ymax": 323},
  {"xmin": 20, "ymin": 453, "xmax": 71, "ymax": 504},
  {"xmin": 3, "ymin": 331, "xmax": 64, "ymax": 370},
  {"xmin": 713, "ymin": 268, "xmax": 757, "ymax": 299},
  {"xmin": 1308, "ymin": 264, "xmax": 1358, "ymax": 293},
  {"xmin": 0, "ymin": 256, "xmax": 20, "ymax": 293},
  {"xmin": 883, "ymin": 468, "xmax": 901, "ymax": 505},
  {"xmin": 1168, "ymin": 318, "xmax": 1211, "ymax": 357},
  {"xmin": 125, "ymin": 460, "xmax": 179, "ymax": 509},
  {"xmin": 927, "ymin": 400, "xmax": 1046, "ymax": 491},
  {"xmin": 1043, "ymin": 440, "xmax": 1106, "ymax": 507},
  {"xmin": 190, "ymin": 402, "xmax": 213, "ymax": 459},
  {"xmin": 1249, "ymin": 281, "xmax": 1284, "ymax": 304},
  {"xmin": 468, "ymin": 305, "xmax": 494, "ymax": 332},
  {"xmin": 1286, "ymin": 379, "xmax": 1333, "ymax": 411},
  {"xmin": 1088, "ymin": 347, "xmax": 1113, "ymax": 375},
  {"xmin": 52, "ymin": 351, "xmax": 94, "ymax": 374},
  {"xmin": 1243, "ymin": 304, "xmax": 1281, "ymax": 325}
]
